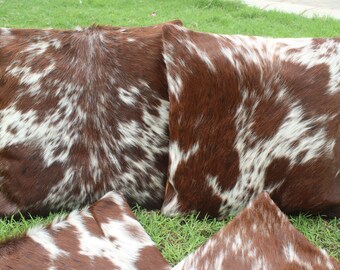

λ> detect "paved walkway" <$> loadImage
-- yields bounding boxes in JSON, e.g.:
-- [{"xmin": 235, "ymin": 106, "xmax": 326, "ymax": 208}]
[{"xmin": 243, "ymin": 0, "xmax": 340, "ymax": 19}]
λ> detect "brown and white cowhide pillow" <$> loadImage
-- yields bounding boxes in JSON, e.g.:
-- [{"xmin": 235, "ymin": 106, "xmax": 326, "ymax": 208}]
[
  {"xmin": 161, "ymin": 25, "xmax": 340, "ymax": 219},
  {"xmin": 173, "ymin": 192, "xmax": 339, "ymax": 270},
  {"xmin": 0, "ymin": 191, "xmax": 170, "ymax": 270},
  {"xmin": 0, "ymin": 20, "xmax": 182, "ymax": 216}
]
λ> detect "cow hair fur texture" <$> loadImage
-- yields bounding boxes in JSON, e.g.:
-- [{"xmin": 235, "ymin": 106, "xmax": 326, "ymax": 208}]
[
  {"xmin": 0, "ymin": 191, "xmax": 170, "ymax": 270},
  {"xmin": 174, "ymin": 192, "xmax": 339, "ymax": 270},
  {"xmin": 0, "ymin": 21, "xmax": 339, "ymax": 270},
  {"xmin": 0, "ymin": 192, "xmax": 338, "ymax": 269},
  {"xmin": 0, "ymin": 20, "xmax": 182, "ymax": 217},
  {"xmin": 161, "ymin": 24, "xmax": 340, "ymax": 219}
]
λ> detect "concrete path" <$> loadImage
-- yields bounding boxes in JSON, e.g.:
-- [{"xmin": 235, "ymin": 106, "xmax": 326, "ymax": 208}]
[{"xmin": 243, "ymin": 0, "xmax": 340, "ymax": 19}]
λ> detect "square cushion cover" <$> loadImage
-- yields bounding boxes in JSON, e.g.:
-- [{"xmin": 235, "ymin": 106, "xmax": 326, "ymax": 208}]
[
  {"xmin": 0, "ymin": 20, "xmax": 182, "ymax": 216},
  {"xmin": 161, "ymin": 25, "xmax": 340, "ymax": 219},
  {"xmin": 173, "ymin": 192, "xmax": 339, "ymax": 270},
  {"xmin": 0, "ymin": 191, "xmax": 170, "ymax": 270}
]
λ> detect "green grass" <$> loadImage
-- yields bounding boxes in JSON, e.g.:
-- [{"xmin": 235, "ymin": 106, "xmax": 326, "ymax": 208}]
[
  {"xmin": 0, "ymin": 212, "xmax": 63, "ymax": 241},
  {"xmin": 0, "ymin": 0, "xmax": 339, "ymax": 265},
  {"xmin": 0, "ymin": 0, "xmax": 339, "ymax": 36}
]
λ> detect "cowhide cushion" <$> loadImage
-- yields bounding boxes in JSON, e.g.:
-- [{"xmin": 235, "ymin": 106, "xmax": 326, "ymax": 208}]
[
  {"xmin": 0, "ymin": 20, "xmax": 182, "ymax": 216},
  {"xmin": 0, "ymin": 191, "xmax": 170, "ymax": 270},
  {"xmin": 173, "ymin": 192, "xmax": 339, "ymax": 270},
  {"xmin": 161, "ymin": 24, "xmax": 340, "ymax": 219}
]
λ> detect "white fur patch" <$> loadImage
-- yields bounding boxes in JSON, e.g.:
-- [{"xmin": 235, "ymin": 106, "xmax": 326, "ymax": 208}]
[{"xmin": 28, "ymin": 227, "xmax": 69, "ymax": 260}]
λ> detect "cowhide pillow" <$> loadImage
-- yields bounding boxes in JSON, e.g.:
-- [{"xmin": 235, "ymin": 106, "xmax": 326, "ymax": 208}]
[
  {"xmin": 0, "ymin": 20, "xmax": 182, "ymax": 216},
  {"xmin": 161, "ymin": 24, "xmax": 340, "ymax": 218},
  {"xmin": 0, "ymin": 191, "xmax": 170, "ymax": 270},
  {"xmin": 173, "ymin": 192, "xmax": 339, "ymax": 270}
]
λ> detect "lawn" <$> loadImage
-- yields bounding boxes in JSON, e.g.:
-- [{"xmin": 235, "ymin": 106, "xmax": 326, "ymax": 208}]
[{"xmin": 0, "ymin": 0, "xmax": 339, "ymax": 265}]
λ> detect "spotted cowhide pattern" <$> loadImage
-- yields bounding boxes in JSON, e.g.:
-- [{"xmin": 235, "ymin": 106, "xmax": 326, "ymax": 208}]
[
  {"xmin": 0, "ymin": 191, "xmax": 170, "ymax": 270},
  {"xmin": 161, "ymin": 24, "xmax": 340, "ymax": 219},
  {"xmin": 0, "ymin": 20, "xmax": 182, "ymax": 217},
  {"xmin": 173, "ymin": 192, "xmax": 339, "ymax": 270}
]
